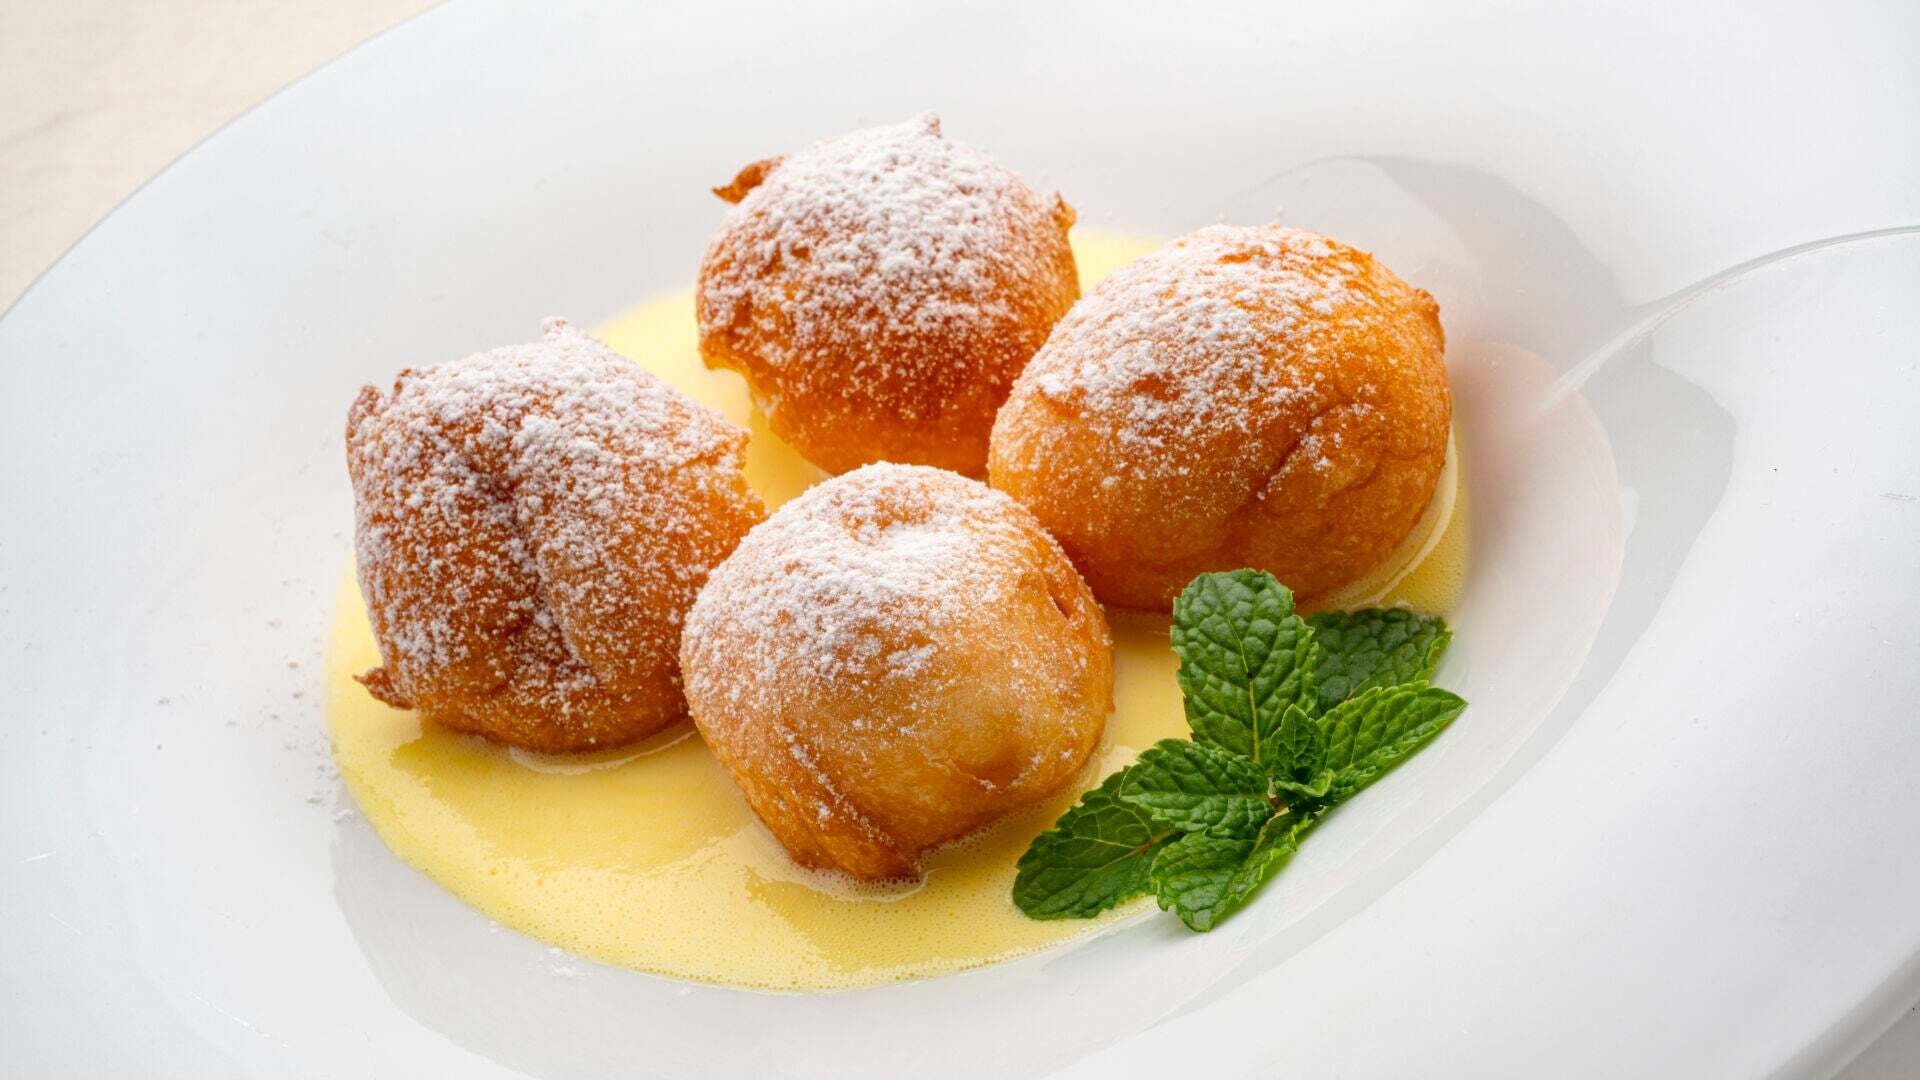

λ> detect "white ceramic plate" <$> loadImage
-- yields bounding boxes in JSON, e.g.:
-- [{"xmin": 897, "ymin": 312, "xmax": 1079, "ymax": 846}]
[{"xmin": 5, "ymin": 2, "xmax": 1918, "ymax": 1076}]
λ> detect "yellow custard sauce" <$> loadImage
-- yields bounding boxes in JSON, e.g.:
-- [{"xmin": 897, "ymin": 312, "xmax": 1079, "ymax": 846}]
[{"xmin": 325, "ymin": 231, "xmax": 1469, "ymax": 990}]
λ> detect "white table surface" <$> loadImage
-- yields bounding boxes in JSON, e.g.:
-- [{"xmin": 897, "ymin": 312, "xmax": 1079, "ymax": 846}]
[
  {"xmin": 2, "ymin": 2, "xmax": 1914, "ymax": 1075},
  {"xmin": 0, "ymin": 0, "xmax": 433, "ymax": 310}
]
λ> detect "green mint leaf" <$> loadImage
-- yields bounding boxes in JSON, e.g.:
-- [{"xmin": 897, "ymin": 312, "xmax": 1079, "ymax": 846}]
[
  {"xmin": 1013, "ymin": 767, "xmax": 1173, "ymax": 919},
  {"xmin": 1219, "ymin": 808, "xmax": 1320, "ymax": 912},
  {"xmin": 1266, "ymin": 702, "xmax": 1327, "ymax": 788},
  {"xmin": 1014, "ymin": 570, "xmax": 1473, "ymax": 937},
  {"xmin": 1305, "ymin": 608, "xmax": 1451, "ymax": 715},
  {"xmin": 1117, "ymin": 739, "xmax": 1274, "ymax": 839},
  {"xmin": 1149, "ymin": 833, "xmax": 1255, "ymax": 931},
  {"xmin": 1321, "ymin": 684, "xmax": 1468, "ymax": 803},
  {"xmin": 1152, "ymin": 808, "xmax": 1323, "ymax": 932},
  {"xmin": 1170, "ymin": 570, "xmax": 1315, "ymax": 765},
  {"xmin": 1273, "ymin": 770, "xmax": 1333, "ymax": 804}
]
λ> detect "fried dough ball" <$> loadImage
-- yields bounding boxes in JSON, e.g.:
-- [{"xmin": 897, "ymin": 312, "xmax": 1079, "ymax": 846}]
[
  {"xmin": 680, "ymin": 463, "xmax": 1112, "ymax": 880},
  {"xmin": 989, "ymin": 225, "xmax": 1450, "ymax": 611},
  {"xmin": 346, "ymin": 319, "xmax": 765, "ymax": 752},
  {"xmin": 695, "ymin": 112, "xmax": 1080, "ymax": 478}
]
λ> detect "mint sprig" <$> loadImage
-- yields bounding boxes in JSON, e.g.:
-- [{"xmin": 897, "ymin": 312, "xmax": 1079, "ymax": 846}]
[
  {"xmin": 1306, "ymin": 608, "xmax": 1451, "ymax": 715},
  {"xmin": 1319, "ymin": 684, "xmax": 1466, "ymax": 803},
  {"xmin": 1013, "ymin": 569, "xmax": 1467, "ymax": 932},
  {"xmin": 1147, "ymin": 833, "xmax": 1255, "ymax": 931},
  {"xmin": 1119, "ymin": 739, "xmax": 1271, "ymax": 839},
  {"xmin": 1012, "ymin": 768, "xmax": 1172, "ymax": 919},
  {"xmin": 1170, "ymin": 570, "xmax": 1315, "ymax": 765}
]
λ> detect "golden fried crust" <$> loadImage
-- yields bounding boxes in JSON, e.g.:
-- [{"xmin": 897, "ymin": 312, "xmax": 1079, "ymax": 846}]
[
  {"xmin": 695, "ymin": 113, "xmax": 1079, "ymax": 479},
  {"xmin": 988, "ymin": 225, "xmax": 1450, "ymax": 611},
  {"xmin": 680, "ymin": 464, "xmax": 1113, "ymax": 880},
  {"xmin": 346, "ymin": 319, "xmax": 766, "ymax": 752}
]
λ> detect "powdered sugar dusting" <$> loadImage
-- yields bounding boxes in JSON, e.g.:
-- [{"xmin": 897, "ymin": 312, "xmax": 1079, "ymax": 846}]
[
  {"xmin": 346, "ymin": 319, "xmax": 761, "ymax": 743},
  {"xmin": 990, "ymin": 223, "xmax": 1451, "ymax": 609},
  {"xmin": 680, "ymin": 462, "xmax": 1108, "ymax": 875},
  {"xmin": 697, "ymin": 113, "xmax": 1075, "ymax": 427},
  {"xmin": 1022, "ymin": 224, "xmax": 1361, "ymax": 468},
  {"xmin": 683, "ymin": 463, "xmax": 1047, "ymax": 710}
]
